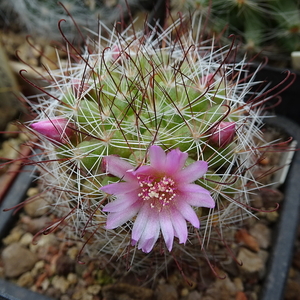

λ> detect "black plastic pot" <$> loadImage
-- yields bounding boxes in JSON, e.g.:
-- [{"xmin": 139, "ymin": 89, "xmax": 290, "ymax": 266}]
[
  {"xmin": 251, "ymin": 65, "xmax": 300, "ymax": 126},
  {"xmin": 261, "ymin": 116, "xmax": 300, "ymax": 300},
  {"xmin": 0, "ymin": 278, "xmax": 54, "ymax": 300},
  {"xmin": 0, "ymin": 163, "xmax": 36, "ymax": 241},
  {"xmin": 0, "ymin": 116, "xmax": 300, "ymax": 300},
  {"xmin": 0, "ymin": 163, "xmax": 54, "ymax": 300}
]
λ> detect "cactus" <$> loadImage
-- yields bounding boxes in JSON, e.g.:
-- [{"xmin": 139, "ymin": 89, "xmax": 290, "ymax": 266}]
[
  {"xmin": 179, "ymin": 0, "xmax": 300, "ymax": 63},
  {"xmin": 18, "ymin": 14, "xmax": 291, "ymax": 280},
  {"xmin": 0, "ymin": 0, "xmax": 145, "ymax": 40}
]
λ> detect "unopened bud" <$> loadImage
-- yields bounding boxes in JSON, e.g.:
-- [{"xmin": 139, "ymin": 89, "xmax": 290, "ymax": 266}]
[
  {"xmin": 209, "ymin": 122, "xmax": 236, "ymax": 147},
  {"xmin": 112, "ymin": 44, "xmax": 122, "ymax": 61},
  {"xmin": 71, "ymin": 79, "xmax": 89, "ymax": 98},
  {"xmin": 30, "ymin": 118, "xmax": 73, "ymax": 144},
  {"xmin": 200, "ymin": 74, "xmax": 215, "ymax": 89}
]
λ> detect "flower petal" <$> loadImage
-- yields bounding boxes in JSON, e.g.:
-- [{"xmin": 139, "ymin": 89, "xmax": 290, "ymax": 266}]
[
  {"xmin": 178, "ymin": 183, "xmax": 211, "ymax": 195},
  {"xmin": 140, "ymin": 236, "xmax": 159, "ymax": 253},
  {"xmin": 165, "ymin": 148, "xmax": 188, "ymax": 174},
  {"xmin": 137, "ymin": 209, "xmax": 160, "ymax": 253},
  {"xmin": 105, "ymin": 202, "xmax": 141, "ymax": 229},
  {"xmin": 131, "ymin": 204, "xmax": 151, "ymax": 244},
  {"xmin": 175, "ymin": 160, "xmax": 208, "ymax": 183},
  {"xmin": 159, "ymin": 210, "xmax": 174, "ymax": 251},
  {"xmin": 176, "ymin": 201, "xmax": 200, "ymax": 228},
  {"xmin": 149, "ymin": 145, "xmax": 166, "ymax": 170},
  {"xmin": 103, "ymin": 155, "xmax": 136, "ymax": 181},
  {"xmin": 102, "ymin": 191, "xmax": 139, "ymax": 213},
  {"xmin": 170, "ymin": 209, "xmax": 188, "ymax": 244},
  {"xmin": 133, "ymin": 165, "xmax": 156, "ymax": 177},
  {"xmin": 101, "ymin": 181, "xmax": 139, "ymax": 195},
  {"xmin": 182, "ymin": 192, "xmax": 215, "ymax": 208}
]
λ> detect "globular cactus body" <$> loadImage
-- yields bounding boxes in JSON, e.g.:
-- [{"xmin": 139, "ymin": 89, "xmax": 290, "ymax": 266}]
[{"xmin": 25, "ymin": 16, "xmax": 280, "ymax": 278}]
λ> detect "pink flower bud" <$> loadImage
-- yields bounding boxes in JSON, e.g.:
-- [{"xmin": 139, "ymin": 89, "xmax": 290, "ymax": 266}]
[
  {"xmin": 30, "ymin": 118, "xmax": 73, "ymax": 144},
  {"xmin": 209, "ymin": 122, "xmax": 236, "ymax": 147},
  {"xmin": 71, "ymin": 79, "xmax": 89, "ymax": 98},
  {"xmin": 112, "ymin": 44, "xmax": 122, "ymax": 61},
  {"xmin": 200, "ymin": 74, "xmax": 215, "ymax": 89}
]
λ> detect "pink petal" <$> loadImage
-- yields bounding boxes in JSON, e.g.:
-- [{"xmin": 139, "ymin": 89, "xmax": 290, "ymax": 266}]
[
  {"xmin": 159, "ymin": 210, "xmax": 174, "ymax": 251},
  {"xmin": 182, "ymin": 192, "xmax": 215, "ymax": 208},
  {"xmin": 102, "ymin": 191, "xmax": 139, "ymax": 213},
  {"xmin": 176, "ymin": 201, "xmax": 200, "ymax": 228},
  {"xmin": 170, "ymin": 209, "xmax": 188, "ymax": 244},
  {"xmin": 133, "ymin": 165, "xmax": 156, "ymax": 177},
  {"xmin": 149, "ymin": 145, "xmax": 166, "ymax": 169},
  {"xmin": 140, "ymin": 237, "xmax": 159, "ymax": 253},
  {"xmin": 178, "ymin": 183, "xmax": 211, "ymax": 195},
  {"xmin": 137, "ymin": 209, "xmax": 160, "ymax": 253},
  {"xmin": 103, "ymin": 155, "xmax": 136, "ymax": 181},
  {"xmin": 105, "ymin": 202, "xmax": 141, "ymax": 229},
  {"xmin": 165, "ymin": 148, "xmax": 188, "ymax": 174},
  {"xmin": 131, "ymin": 205, "xmax": 150, "ymax": 245},
  {"xmin": 175, "ymin": 160, "xmax": 208, "ymax": 183},
  {"xmin": 100, "ymin": 181, "xmax": 139, "ymax": 195}
]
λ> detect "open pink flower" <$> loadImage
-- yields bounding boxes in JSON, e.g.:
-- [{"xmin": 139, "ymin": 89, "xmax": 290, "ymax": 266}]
[
  {"xmin": 100, "ymin": 145, "xmax": 215, "ymax": 253},
  {"xmin": 30, "ymin": 117, "xmax": 73, "ymax": 144}
]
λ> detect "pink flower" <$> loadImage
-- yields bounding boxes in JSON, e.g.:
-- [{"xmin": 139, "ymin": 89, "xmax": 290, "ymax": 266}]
[
  {"xmin": 100, "ymin": 145, "xmax": 215, "ymax": 253},
  {"xmin": 209, "ymin": 121, "xmax": 236, "ymax": 147},
  {"xmin": 30, "ymin": 117, "xmax": 73, "ymax": 144}
]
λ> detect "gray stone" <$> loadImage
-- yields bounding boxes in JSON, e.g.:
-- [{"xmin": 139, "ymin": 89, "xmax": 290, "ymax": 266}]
[
  {"xmin": 0, "ymin": 46, "xmax": 22, "ymax": 131},
  {"xmin": 156, "ymin": 284, "xmax": 178, "ymax": 300},
  {"xmin": 204, "ymin": 275, "xmax": 237, "ymax": 300},
  {"xmin": 237, "ymin": 247, "xmax": 264, "ymax": 275},
  {"xmin": 16, "ymin": 271, "xmax": 34, "ymax": 287},
  {"xmin": 23, "ymin": 195, "xmax": 49, "ymax": 217},
  {"xmin": 187, "ymin": 290, "xmax": 202, "ymax": 300},
  {"xmin": 249, "ymin": 223, "xmax": 271, "ymax": 249},
  {"xmin": 102, "ymin": 283, "xmax": 154, "ymax": 300},
  {"xmin": 52, "ymin": 275, "xmax": 70, "ymax": 294},
  {"xmin": 2, "ymin": 242, "xmax": 38, "ymax": 278}
]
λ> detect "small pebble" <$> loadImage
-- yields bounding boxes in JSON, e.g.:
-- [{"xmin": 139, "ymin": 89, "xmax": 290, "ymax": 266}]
[
  {"xmin": 27, "ymin": 187, "xmax": 39, "ymax": 197},
  {"xmin": 16, "ymin": 271, "xmax": 34, "ymax": 287},
  {"xmin": 23, "ymin": 195, "xmax": 49, "ymax": 217},
  {"xmin": 87, "ymin": 284, "xmax": 101, "ymax": 295},
  {"xmin": 41, "ymin": 278, "xmax": 51, "ymax": 291},
  {"xmin": 19, "ymin": 232, "xmax": 34, "ymax": 247},
  {"xmin": 2, "ymin": 243, "xmax": 38, "ymax": 278},
  {"xmin": 237, "ymin": 247, "xmax": 264, "ymax": 276},
  {"xmin": 233, "ymin": 277, "xmax": 244, "ymax": 292},
  {"xmin": 249, "ymin": 223, "xmax": 271, "ymax": 249},
  {"xmin": 2, "ymin": 227, "xmax": 24, "ymax": 245},
  {"xmin": 187, "ymin": 290, "xmax": 201, "ymax": 300},
  {"xmin": 180, "ymin": 288, "xmax": 189, "ymax": 297},
  {"xmin": 156, "ymin": 284, "xmax": 178, "ymax": 300},
  {"xmin": 3, "ymin": 123, "xmax": 19, "ymax": 138},
  {"xmin": 67, "ymin": 273, "xmax": 78, "ymax": 285},
  {"xmin": 52, "ymin": 275, "xmax": 70, "ymax": 294}
]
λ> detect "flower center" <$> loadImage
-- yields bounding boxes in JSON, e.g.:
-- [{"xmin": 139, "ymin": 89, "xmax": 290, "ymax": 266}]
[{"xmin": 137, "ymin": 175, "xmax": 177, "ymax": 211}]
